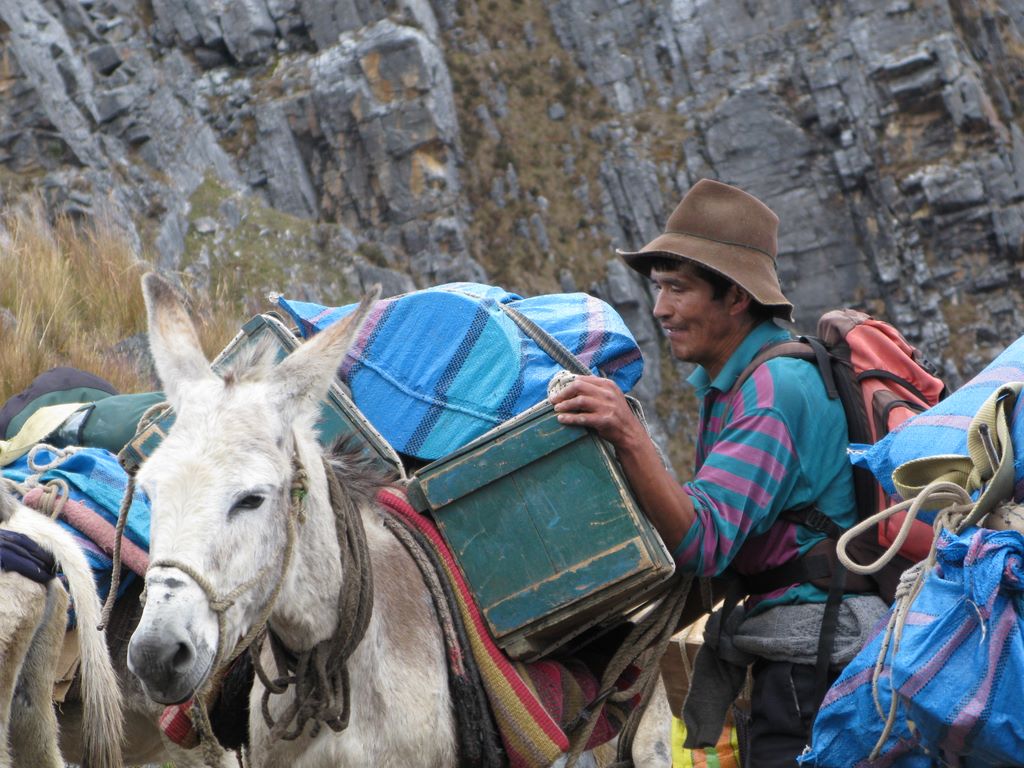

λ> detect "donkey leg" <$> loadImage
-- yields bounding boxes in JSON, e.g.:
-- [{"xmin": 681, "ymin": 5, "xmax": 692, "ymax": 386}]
[
  {"xmin": 9, "ymin": 582, "xmax": 68, "ymax": 768},
  {"xmin": 0, "ymin": 573, "xmax": 48, "ymax": 768}
]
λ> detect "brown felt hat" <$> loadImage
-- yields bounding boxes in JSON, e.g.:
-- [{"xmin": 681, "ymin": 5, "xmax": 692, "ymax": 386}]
[{"xmin": 619, "ymin": 179, "xmax": 794, "ymax": 322}]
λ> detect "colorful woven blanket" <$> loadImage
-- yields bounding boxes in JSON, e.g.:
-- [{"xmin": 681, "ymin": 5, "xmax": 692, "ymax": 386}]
[{"xmin": 376, "ymin": 487, "xmax": 637, "ymax": 766}]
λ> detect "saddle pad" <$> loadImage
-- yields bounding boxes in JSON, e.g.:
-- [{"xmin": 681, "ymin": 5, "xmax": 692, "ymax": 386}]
[
  {"xmin": 3, "ymin": 446, "xmax": 150, "ymax": 603},
  {"xmin": 277, "ymin": 283, "xmax": 643, "ymax": 460},
  {"xmin": 376, "ymin": 488, "xmax": 637, "ymax": 766}
]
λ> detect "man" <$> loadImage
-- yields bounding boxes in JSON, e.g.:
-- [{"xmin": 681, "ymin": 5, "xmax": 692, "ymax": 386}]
[{"xmin": 549, "ymin": 179, "xmax": 886, "ymax": 766}]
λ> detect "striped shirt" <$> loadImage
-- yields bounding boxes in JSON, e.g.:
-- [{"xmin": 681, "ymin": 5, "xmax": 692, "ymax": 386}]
[{"xmin": 673, "ymin": 321, "xmax": 856, "ymax": 610}]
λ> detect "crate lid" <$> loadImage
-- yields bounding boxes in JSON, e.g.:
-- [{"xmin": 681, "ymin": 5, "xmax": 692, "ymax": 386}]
[{"xmin": 406, "ymin": 399, "xmax": 585, "ymax": 510}]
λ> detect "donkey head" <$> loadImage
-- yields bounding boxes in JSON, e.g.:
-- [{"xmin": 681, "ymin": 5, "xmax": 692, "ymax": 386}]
[{"xmin": 127, "ymin": 272, "xmax": 377, "ymax": 705}]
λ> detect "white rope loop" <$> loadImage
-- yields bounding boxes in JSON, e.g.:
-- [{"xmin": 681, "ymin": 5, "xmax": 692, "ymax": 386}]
[
  {"xmin": 26, "ymin": 442, "xmax": 79, "ymax": 472},
  {"xmin": 862, "ymin": 479, "xmax": 988, "ymax": 759},
  {"xmin": 836, "ymin": 480, "xmax": 974, "ymax": 577}
]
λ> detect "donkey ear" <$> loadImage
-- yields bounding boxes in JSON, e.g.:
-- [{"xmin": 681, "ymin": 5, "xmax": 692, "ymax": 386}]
[
  {"xmin": 141, "ymin": 272, "xmax": 216, "ymax": 407},
  {"xmin": 273, "ymin": 285, "xmax": 381, "ymax": 411}
]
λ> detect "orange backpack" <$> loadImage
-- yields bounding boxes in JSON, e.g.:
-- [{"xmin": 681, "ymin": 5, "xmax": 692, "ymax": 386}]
[{"xmin": 737, "ymin": 309, "xmax": 949, "ymax": 601}]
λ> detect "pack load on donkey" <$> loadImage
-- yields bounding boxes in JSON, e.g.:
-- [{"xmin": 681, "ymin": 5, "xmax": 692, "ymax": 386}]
[
  {"xmin": 123, "ymin": 282, "xmax": 679, "ymax": 661},
  {"xmin": 272, "ymin": 283, "xmax": 676, "ymax": 660},
  {"xmin": 0, "ymin": 278, "xmax": 680, "ymax": 767}
]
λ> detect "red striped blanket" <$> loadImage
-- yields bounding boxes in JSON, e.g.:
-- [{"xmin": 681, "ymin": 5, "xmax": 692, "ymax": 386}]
[
  {"xmin": 21, "ymin": 486, "xmax": 149, "ymax": 577},
  {"xmin": 376, "ymin": 488, "xmax": 636, "ymax": 766}
]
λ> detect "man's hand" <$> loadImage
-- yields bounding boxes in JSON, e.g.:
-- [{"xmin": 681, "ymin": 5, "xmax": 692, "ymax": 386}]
[
  {"xmin": 548, "ymin": 375, "xmax": 646, "ymax": 449},
  {"xmin": 549, "ymin": 374, "xmax": 695, "ymax": 553}
]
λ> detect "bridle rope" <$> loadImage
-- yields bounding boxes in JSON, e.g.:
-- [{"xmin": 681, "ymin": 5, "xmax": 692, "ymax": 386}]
[
  {"xmin": 251, "ymin": 458, "xmax": 375, "ymax": 741},
  {"xmin": 142, "ymin": 459, "xmax": 307, "ymax": 766}
]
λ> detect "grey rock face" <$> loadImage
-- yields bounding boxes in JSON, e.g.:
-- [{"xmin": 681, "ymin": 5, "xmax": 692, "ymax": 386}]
[
  {"xmin": 542, "ymin": 0, "xmax": 1024, "ymax": 392},
  {"xmin": 2, "ymin": 0, "xmax": 1023, "ymax": 463}
]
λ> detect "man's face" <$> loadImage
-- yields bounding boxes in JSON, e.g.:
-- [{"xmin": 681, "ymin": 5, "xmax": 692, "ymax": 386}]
[{"xmin": 650, "ymin": 263, "xmax": 741, "ymax": 373}]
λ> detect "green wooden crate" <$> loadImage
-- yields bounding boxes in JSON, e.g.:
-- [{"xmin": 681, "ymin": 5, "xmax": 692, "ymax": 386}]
[
  {"xmin": 119, "ymin": 312, "xmax": 404, "ymax": 478},
  {"xmin": 405, "ymin": 400, "xmax": 675, "ymax": 660}
]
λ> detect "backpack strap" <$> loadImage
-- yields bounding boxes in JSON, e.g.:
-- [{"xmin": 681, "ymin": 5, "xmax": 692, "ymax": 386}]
[
  {"xmin": 730, "ymin": 337, "xmax": 838, "ymax": 400},
  {"xmin": 780, "ymin": 503, "xmax": 846, "ymax": 540},
  {"xmin": 736, "ymin": 537, "xmax": 875, "ymax": 596},
  {"xmin": 814, "ymin": 562, "xmax": 847, "ymax": 708},
  {"xmin": 725, "ymin": 334, "xmax": 868, "ymax": 706}
]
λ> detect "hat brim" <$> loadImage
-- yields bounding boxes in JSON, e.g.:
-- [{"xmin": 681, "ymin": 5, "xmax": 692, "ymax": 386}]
[{"xmin": 617, "ymin": 231, "xmax": 794, "ymax": 322}]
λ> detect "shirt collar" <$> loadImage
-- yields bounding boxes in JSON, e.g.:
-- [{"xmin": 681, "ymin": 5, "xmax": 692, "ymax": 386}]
[{"xmin": 686, "ymin": 321, "xmax": 791, "ymax": 395}]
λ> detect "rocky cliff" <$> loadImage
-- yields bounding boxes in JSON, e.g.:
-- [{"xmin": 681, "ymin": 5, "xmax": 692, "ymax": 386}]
[{"xmin": 2, "ymin": 0, "xmax": 1023, "ymax": 467}]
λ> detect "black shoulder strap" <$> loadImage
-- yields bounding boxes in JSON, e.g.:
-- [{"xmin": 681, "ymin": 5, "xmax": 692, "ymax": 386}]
[
  {"xmin": 730, "ymin": 337, "xmax": 838, "ymax": 399},
  {"xmin": 780, "ymin": 504, "xmax": 846, "ymax": 539}
]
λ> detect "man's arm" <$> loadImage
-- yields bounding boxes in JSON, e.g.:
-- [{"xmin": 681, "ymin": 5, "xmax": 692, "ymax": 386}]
[{"xmin": 549, "ymin": 375, "xmax": 694, "ymax": 553}]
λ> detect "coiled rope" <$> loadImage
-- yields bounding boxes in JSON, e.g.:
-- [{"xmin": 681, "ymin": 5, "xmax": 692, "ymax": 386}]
[
  {"xmin": 564, "ymin": 571, "xmax": 694, "ymax": 768},
  {"xmin": 834, "ymin": 383, "xmax": 1024, "ymax": 760},
  {"xmin": 251, "ymin": 460, "xmax": 374, "ymax": 743}
]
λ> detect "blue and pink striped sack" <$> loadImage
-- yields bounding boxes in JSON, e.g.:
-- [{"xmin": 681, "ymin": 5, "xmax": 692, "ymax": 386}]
[
  {"xmin": 801, "ymin": 525, "xmax": 1024, "ymax": 767},
  {"xmin": 798, "ymin": 605, "xmax": 928, "ymax": 767},
  {"xmin": 276, "ymin": 283, "xmax": 643, "ymax": 460}
]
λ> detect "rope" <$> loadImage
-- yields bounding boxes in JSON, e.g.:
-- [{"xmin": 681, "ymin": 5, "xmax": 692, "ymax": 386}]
[
  {"xmin": 26, "ymin": 443, "xmax": 79, "ymax": 472},
  {"xmin": 10, "ymin": 445, "xmax": 76, "ymax": 520},
  {"xmin": 857, "ymin": 480, "xmax": 974, "ymax": 760},
  {"xmin": 137, "ymin": 401, "xmax": 173, "ymax": 429},
  {"xmin": 29, "ymin": 478, "xmax": 71, "ymax": 520},
  {"xmin": 251, "ymin": 458, "xmax": 374, "ymax": 743},
  {"xmin": 95, "ymin": 399, "xmax": 172, "ymax": 629},
  {"xmin": 836, "ymin": 481, "xmax": 975, "ymax": 577},
  {"xmin": 837, "ymin": 385, "xmax": 1024, "ymax": 759},
  {"xmin": 98, "ymin": 474, "xmax": 134, "ymax": 631},
  {"xmin": 563, "ymin": 571, "xmax": 694, "ymax": 768},
  {"xmin": 497, "ymin": 303, "xmax": 591, "ymax": 377}
]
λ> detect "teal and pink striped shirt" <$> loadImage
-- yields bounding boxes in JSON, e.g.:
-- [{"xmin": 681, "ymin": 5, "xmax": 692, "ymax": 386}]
[{"xmin": 674, "ymin": 321, "xmax": 856, "ymax": 610}]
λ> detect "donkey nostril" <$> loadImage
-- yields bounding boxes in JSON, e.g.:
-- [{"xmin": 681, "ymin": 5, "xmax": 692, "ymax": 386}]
[{"xmin": 171, "ymin": 641, "xmax": 194, "ymax": 672}]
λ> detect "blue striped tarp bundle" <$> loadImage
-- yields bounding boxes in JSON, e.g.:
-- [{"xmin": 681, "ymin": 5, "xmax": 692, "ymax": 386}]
[
  {"xmin": 277, "ymin": 282, "xmax": 644, "ymax": 460},
  {"xmin": 800, "ymin": 526, "xmax": 1024, "ymax": 766}
]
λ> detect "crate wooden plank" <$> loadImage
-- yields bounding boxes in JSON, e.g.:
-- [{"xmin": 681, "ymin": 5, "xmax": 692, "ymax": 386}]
[
  {"xmin": 414, "ymin": 413, "xmax": 582, "ymax": 507},
  {"xmin": 413, "ymin": 401, "xmax": 674, "ymax": 658},
  {"xmin": 485, "ymin": 539, "xmax": 652, "ymax": 635}
]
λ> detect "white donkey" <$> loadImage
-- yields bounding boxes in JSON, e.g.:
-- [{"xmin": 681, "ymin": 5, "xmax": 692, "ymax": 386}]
[
  {"xmin": 127, "ymin": 271, "xmax": 671, "ymax": 768},
  {"xmin": 0, "ymin": 486, "xmax": 123, "ymax": 768}
]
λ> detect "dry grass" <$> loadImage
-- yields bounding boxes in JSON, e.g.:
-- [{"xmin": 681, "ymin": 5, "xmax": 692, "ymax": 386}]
[{"xmin": 0, "ymin": 200, "xmax": 244, "ymax": 404}]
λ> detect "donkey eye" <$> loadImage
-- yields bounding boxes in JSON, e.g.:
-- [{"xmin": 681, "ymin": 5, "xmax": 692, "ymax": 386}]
[{"xmin": 232, "ymin": 494, "xmax": 265, "ymax": 512}]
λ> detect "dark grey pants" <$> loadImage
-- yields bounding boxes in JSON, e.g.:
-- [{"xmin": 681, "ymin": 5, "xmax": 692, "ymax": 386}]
[{"xmin": 746, "ymin": 659, "xmax": 835, "ymax": 768}]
